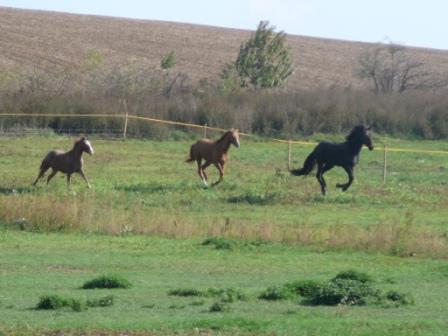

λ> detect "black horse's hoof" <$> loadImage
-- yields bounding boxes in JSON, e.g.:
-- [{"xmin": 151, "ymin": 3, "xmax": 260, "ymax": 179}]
[{"xmin": 336, "ymin": 183, "xmax": 343, "ymax": 189}]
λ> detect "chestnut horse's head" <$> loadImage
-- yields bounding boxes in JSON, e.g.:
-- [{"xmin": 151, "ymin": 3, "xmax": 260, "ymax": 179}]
[
  {"xmin": 76, "ymin": 137, "xmax": 95, "ymax": 155},
  {"xmin": 229, "ymin": 128, "xmax": 240, "ymax": 148}
]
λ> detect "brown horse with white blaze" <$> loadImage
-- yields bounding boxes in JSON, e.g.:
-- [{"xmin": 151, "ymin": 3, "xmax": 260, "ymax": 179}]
[
  {"xmin": 32, "ymin": 137, "xmax": 94, "ymax": 189},
  {"xmin": 186, "ymin": 129, "xmax": 240, "ymax": 186}
]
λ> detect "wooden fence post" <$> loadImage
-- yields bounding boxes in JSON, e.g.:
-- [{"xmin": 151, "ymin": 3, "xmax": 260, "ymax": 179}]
[
  {"xmin": 203, "ymin": 123, "xmax": 208, "ymax": 138},
  {"xmin": 122, "ymin": 99, "xmax": 129, "ymax": 141},
  {"xmin": 288, "ymin": 140, "xmax": 292, "ymax": 171},
  {"xmin": 383, "ymin": 144, "xmax": 387, "ymax": 184}
]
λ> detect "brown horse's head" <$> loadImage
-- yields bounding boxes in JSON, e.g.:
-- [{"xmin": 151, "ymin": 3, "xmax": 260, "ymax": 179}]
[
  {"xmin": 76, "ymin": 137, "xmax": 95, "ymax": 155},
  {"xmin": 229, "ymin": 128, "xmax": 240, "ymax": 148}
]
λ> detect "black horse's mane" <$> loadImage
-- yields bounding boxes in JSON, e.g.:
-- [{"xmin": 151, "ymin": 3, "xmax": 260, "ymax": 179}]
[{"xmin": 346, "ymin": 125, "xmax": 366, "ymax": 142}]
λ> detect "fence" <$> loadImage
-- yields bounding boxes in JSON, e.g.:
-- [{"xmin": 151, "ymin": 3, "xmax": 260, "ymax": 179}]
[{"xmin": 1, "ymin": 112, "xmax": 447, "ymax": 185}]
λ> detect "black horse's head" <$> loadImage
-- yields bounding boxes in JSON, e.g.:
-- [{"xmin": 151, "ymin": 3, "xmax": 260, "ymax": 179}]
[{"xmin": 346, "ymin": 125, "xmax": 374, "ymax": 150}]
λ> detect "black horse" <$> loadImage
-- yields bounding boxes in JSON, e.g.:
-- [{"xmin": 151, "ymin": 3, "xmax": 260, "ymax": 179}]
[{"xmin": 290, "ymin": 125, "xmax": 374, "ymax": 195}]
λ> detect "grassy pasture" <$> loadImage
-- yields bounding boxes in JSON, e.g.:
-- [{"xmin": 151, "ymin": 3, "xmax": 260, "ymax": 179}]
[
  {"xmin": 0, "ymin": 231, "xmax": 448, "ymax": 335},
  {"xmin": 0, "ymin": 134, "xmax": 447, "ymax": 257},
  {"xmin": 0, "ymin": 133, "xmax": 447, "ymax": 335}
]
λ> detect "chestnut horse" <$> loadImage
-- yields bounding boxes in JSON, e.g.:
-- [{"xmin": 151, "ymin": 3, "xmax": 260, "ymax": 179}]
[
  {"xmin": 290, "ymin": 125, "xmax": 374, "ymax": 195},
  {"xmin": 32, "ymin": 137, "xmax": 94, "ymax": 188},
  {"xmin": 186, "ymin": 129, "xmax": 240, "ymax": 186}
]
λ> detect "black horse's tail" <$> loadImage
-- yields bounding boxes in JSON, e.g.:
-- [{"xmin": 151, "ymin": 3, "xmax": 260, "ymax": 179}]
[{"xmin": 290, "ymin": 151, "xmax": 317, "ymax": 176}]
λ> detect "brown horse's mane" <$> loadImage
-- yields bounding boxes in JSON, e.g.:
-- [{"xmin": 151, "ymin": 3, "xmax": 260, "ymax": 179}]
[{"xmin": 215, "ymin": 130, "xmax": 232, "ymax": 143}]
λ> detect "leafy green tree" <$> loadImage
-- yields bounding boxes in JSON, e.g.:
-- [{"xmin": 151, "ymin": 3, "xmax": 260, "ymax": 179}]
[
  {"xmin": 235, "ymin": 21, "xmax": 294, "ymax": 89},
  {"xmin": 161, "ymin": 51, "xmax": 176, "ymax": 70}
]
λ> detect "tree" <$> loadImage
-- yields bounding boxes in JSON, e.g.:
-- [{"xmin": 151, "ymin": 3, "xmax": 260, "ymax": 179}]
[
  {"xmin": 234, "ymin": 21, "xmax": 294, "ymax": 89},
  {"xmin": 356, "ymin": 43, "xmax": 446, "ymax": 94},
  {"xmin": 161, "ymin": 51, "xmax": 176, "ymax": 70}
]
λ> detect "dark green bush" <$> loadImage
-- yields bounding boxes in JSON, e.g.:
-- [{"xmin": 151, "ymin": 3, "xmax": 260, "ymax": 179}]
[
  {"xmin": 81, "ymin": 275, "xmax": 131, "ymax": 289},
  {"xmin": 304, "ymin": 279, "xmax": 381, "ymax": 306},
  {"xmin": 331, "ymin": 270, "xmax": 373, "ymax": 283}
]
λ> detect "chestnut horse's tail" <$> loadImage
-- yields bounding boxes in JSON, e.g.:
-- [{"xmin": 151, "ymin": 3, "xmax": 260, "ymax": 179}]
[{"xmin": 290, "ymin": 150, "xmax": 317, "ymax": 176}]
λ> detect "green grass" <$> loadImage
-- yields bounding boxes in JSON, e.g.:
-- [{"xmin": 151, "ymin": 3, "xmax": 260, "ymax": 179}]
[
  {"xmin": 0, "ymin": 230, "xmax": 448, "ymax": 335},
  {"xmin": 0, "ymin": 134, "xmax": 447, "ymax": 334},
  {"xmin": 0, "ymin": 134, "xmax": 447, "ymax": 257}
]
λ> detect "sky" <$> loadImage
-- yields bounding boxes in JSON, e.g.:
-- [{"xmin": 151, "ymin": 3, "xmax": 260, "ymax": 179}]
[{"xmin": 1, "ymin": 0, "xmax": 447, "ymax": 50}]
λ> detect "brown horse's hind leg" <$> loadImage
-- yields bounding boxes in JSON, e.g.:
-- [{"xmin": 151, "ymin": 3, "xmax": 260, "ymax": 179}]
[
  {"xmin": 201, "ymin": 162, "xmax": 211, "ymax": 182},
  {"xmin": 32, "ymin": 169, "xmax": 46, "ymax": 186},
  {"xmin": 196, "ymin": 160, "xmax": 208, "ymax": 186},
  {"xmin": 46, "ymin": 169, "xmax": 57, "ymax": 185}
]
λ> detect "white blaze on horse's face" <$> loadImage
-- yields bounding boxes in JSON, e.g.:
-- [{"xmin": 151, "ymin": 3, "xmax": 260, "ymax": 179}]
[
  {"xmin": 232, "ymin": 130, "xmax": 240, "ymax": 148},
  {"xmin": 84, "ymin": 139, "xmax": 94, "ymax": 155}
]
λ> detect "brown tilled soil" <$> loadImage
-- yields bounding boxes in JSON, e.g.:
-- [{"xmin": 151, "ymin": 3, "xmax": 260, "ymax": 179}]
[{"xmin": 1, "ymin": 6, "xmax": 448, "ymax": 90}]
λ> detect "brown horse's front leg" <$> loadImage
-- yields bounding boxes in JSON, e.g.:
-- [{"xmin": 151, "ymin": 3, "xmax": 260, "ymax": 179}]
[{"xmin": 212, "ymin": 163, "xmax": 224, "ymax": 187}]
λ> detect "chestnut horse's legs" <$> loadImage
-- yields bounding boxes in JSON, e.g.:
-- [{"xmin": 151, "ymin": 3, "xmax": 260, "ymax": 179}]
[
  {"xmin": 212, "ymin": 163, "xmax": 224, "ymax": 187},
  {"xmin": 78, "ymin": 169, "xmax": 92, "ymax": 189},
  {"xmin": 201, "ymin": 162, "xmax": 211, "ymax": 182},
  {"xmin": 46, "ymin": 169, "xmax": 57, "ymax": 185},
  {"xmin": 196, "ymin": 160, "xmax": 208, "ymax": 186}
]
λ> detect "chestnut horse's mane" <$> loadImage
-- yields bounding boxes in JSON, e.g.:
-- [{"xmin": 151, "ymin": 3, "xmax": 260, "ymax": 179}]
[{"xmin": 215, "ymin": 130, "xmax": 233, "ymax": 143}]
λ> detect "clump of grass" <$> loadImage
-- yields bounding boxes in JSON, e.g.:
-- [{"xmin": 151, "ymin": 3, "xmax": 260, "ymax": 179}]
[
  {"xmin": 205, "ymin": 287, "xmax": 248, "ymax": 302},
  {"xmin": 81, "ymin": 275, "xmax": 131, "ymax": 289},
  {"xmin": 202, "ymin": 237, "xmax": 234, "ymax": 250},
  {"xmin": 36, "ymin": 295, "xmax": 70, "ymax": 310},
  {"xmin": 258, "ymin": 285, "xmax": 295, "ymax": 301},
  {"xmin": 35, "ymin": 295, "xmax": 86, "ymax": 312},
  {"xmin": 284, "ymin": 280, "xmax": 321, "ymax": 297},
  {"xmin": 209, "ymin": 301, "xmax": 229, "ymax": 313},
  {"xmin": 385, "ymin": 290, "xmax": 414, "ymax": 305},
  {"xmin": 331, "ymin": 270, "xmax": 373, "ymax": 283},
  {"xmin": 87, "ymin": 295, "xmax": 114, "ymax": 307},
  {"xmin": 168, "ymin": 288, "xmax": 203, "ymax": 297},
  {"xmin": 168, "ymin": 287, "xmax": 247, "ymax": 302}
]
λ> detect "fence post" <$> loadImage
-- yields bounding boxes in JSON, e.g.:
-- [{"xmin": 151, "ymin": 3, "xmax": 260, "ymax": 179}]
[
  {"xmin": 383, "ymin": 144, "xmax": 387, "ymax": 184},
  {"xmin": 288, "ymin": 140, "xmax": 292, "ymax": 171},
  {"xmin": 122, "ymin": 99, "xmax": 129, "ymax": 141},
  {"xmin": 203, "ymin": 123, "xmax": 208, "ymax": 139}
]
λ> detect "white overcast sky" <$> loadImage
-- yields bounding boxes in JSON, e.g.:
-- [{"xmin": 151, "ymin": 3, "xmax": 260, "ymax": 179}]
[{"xmin": 1, "ymin": 0, "xmax": 447, "ymax": 50}]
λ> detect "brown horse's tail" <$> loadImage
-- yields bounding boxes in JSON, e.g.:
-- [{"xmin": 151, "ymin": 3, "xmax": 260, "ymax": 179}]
[
  {"xmin": 185, "ymin": 145, "xmax": 195, "ymax": 163},
  {"xmin": 39, "ymin": 151, "xmax": 56, "ymax": 172},
  {"xmin": 290, "ymin": 151, "xmax": 317, "ymax": 176}
]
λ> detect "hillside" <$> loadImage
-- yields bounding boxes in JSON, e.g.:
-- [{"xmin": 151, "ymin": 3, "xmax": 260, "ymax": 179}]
[{"xmin": 2, "ymin": 6, "xmax": 448, "ymax": 90}]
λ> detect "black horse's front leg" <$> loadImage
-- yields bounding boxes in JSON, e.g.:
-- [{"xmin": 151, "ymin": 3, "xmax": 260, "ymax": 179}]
[{"xmin": 336, "ymin": 166, "xmax": 354, "ymax": 191}]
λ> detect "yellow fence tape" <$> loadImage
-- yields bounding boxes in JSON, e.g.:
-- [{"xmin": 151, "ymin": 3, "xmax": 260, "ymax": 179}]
[{"xmin": 1, "ymin": 113, "xmax": 447, "ymax": 155}]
